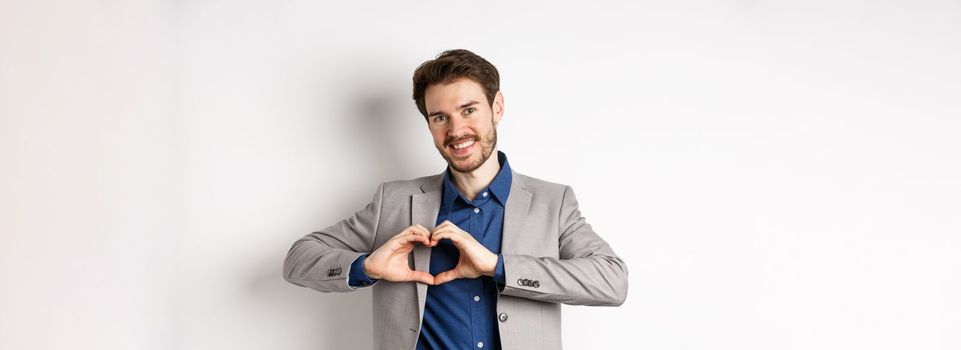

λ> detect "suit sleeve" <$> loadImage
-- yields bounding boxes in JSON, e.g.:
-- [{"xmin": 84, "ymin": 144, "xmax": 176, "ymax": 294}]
[
  {"xmin": 283, "ymin": 183, "xmax": 384, "ymax": 293},
  {"xmin": 499, "ymin": 185, "xmax": 629, "ymax": 306}
]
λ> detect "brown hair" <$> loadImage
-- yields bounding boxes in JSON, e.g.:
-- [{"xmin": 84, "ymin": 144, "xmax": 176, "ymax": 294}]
[{"xmin": 412, "ymin": 49, "xmax": 500, "ymax": 119}]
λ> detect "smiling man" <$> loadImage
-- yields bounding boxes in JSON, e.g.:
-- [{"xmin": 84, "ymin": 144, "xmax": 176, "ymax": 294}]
[{"xmin": 283, "ymin": 49, "xmax": 628, "ymax": 350}]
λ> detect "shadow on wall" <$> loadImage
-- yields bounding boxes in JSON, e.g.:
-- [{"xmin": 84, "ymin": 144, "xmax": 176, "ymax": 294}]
[
  {"xmin": 254, "ymin": 57, "xmax": 419, "ymax": 349},
  {"xmin": 340, "ymin": 53, "xmax": 424, "ymax": 182},
  {"xmin": 353, "ymin": 91, "xmax": 422, "ymax": 180}
]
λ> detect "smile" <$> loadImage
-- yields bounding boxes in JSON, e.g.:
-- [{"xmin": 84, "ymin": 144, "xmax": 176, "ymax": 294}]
[
  {"xmin": 452, "ymin": 140, "xmax": 475, "ymax": 149},
  {"xmin": 449, "ymin": 139, "xmax": 476, "ymax": 157}
]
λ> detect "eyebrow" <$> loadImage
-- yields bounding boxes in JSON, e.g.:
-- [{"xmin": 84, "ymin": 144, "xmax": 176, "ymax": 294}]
[{"xmin": 427, "ymin": 100, "xmax": 480, "ymax": 118}]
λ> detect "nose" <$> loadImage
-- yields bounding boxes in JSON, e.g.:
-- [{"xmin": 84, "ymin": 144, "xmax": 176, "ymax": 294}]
[{"xmin": 446, "ymin": 115, "xmax": 470, "ymax": 139}]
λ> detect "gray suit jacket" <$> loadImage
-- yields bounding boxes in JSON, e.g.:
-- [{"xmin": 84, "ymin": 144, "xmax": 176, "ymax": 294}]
[{"xmin": 283, "ymin": 169, "xmax": 628, "ymax": 350}]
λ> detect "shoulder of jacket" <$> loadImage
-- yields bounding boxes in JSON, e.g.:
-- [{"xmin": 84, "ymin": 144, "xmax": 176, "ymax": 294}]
[
  {"xmin": 514, "ymin": 172, "xmax": 570, "ymax": 194},
  {"xmin": 379, "ymin": 173, "xmax": 441, "ymax": 194}
]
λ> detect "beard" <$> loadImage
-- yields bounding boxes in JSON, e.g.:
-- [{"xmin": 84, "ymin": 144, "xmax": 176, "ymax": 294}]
[{"xmin": 438, "ymin": 122, "xmax": 498, "ymax": 173}]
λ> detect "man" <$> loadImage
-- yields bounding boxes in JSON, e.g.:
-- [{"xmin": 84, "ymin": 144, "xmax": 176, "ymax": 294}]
[{"xmin": 283, "ymin": 49, "xmax": 628, "ymax": 350}]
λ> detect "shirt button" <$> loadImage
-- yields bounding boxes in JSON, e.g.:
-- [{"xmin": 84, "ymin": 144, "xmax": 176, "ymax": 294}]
[
  {"xmin": 477, "ymin": 341, "xmax": 484, "ymax": 348},
  {"xmin": 482, "ymin": 191, "xmax": 488, "ymax": 197},
  {"xmin": 498, "ymin": 313, "xmax": 509, "ymax": 322},
  {"xmin": 473, "ymin": 296, "xmax": 480, "ymax": 302},
  {"xmin": 473, "ymin": 207, "xmax": 480, "ymax": 213}
]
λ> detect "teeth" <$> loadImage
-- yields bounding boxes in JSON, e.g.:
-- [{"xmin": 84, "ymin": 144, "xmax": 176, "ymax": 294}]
[{"xmin": 453, "ymin": 140, "xmax": 474, "ymax": 149}]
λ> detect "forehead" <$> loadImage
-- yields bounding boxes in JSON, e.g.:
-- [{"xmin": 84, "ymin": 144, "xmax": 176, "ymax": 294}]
[{"xmin": 424, "ymin": 78, "xmax": 486, "ymax": 111}]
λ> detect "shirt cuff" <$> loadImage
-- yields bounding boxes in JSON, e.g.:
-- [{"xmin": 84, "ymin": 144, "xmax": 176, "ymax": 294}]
[
  {"xmin": 493, "ymin": 254, "xmax": 506, "ymax": 284},
  {"xmin": 347, "ymin": 253, "xmax": 378, "ymax": 288}
]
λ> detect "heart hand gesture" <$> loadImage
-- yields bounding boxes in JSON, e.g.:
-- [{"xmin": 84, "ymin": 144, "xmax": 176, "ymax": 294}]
[
  {"xmin": 429, "ymin": 220, "xmax": 499, "ymax": 285},
  {"xmin": 363, "ymin": 224, "xmax": 435, "ymax": 285}
]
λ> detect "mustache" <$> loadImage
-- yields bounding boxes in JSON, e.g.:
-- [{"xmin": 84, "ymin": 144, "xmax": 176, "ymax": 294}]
[{"xmin": 444, "ymin": 135, "xmax": 478, "ymax": 147}]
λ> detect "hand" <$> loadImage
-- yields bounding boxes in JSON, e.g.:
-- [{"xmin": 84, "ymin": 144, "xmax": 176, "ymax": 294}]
[
  {"xmin": 364, "ymin": 225, "xmax": 435, "ymax": 285},
  {"xmin": 430, "ymin": 220, "xmax": 499, "ymax": 285}
]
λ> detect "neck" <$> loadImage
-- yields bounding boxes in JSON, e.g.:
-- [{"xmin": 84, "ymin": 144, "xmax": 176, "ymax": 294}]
[{"xmin": 449, "ymin": 150, "xmax": 500, "ymax": 201}]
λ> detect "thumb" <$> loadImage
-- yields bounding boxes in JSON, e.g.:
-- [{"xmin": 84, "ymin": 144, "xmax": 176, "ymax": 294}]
[
  {"xmin": 434, "ymin": 269, "xmax": 460, "ymax": 285},
  {"xmin": 408, "ymin": 270, "xmax": 435, "ymax": 285}
]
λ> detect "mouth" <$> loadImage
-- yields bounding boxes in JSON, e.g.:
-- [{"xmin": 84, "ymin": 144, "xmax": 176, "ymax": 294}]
[{"xmin": 448, "ymin": 138, "xmax": 476, "ymax": 157}]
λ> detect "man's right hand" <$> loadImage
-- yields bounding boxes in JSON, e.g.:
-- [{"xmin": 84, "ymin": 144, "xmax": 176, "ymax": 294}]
[{"xmin": 363, "ymin": 224, "xmax": 435, "ymax": 285}]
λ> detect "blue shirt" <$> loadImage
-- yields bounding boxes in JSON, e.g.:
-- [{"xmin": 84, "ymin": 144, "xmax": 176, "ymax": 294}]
[{"xmin": 348, "ymin": 150, "xmax": 512, "ymax": 350}]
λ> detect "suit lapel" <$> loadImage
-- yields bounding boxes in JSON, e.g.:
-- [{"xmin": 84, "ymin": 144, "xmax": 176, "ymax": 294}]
[
  {"xmin": 411, "ymin": 174, "xmax": 443, "ymax": 323},
  {"xmin": 501, "ymin": 170, "xmax": 532, "ymax": 255},
  {"xmin": 408, "ymin": 169, "xmax": 532, "ymax": 323}
]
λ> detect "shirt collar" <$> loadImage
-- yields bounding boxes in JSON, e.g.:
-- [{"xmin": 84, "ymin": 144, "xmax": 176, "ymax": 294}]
[{"xmin": 441, "ymin": 150, "xmax": 513, "ymax": 210}]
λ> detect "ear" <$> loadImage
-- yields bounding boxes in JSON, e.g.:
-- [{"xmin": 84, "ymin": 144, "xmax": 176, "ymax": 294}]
[{"xmin": 492, "ymin": 90, "xmax": 504, "ymax": 125}]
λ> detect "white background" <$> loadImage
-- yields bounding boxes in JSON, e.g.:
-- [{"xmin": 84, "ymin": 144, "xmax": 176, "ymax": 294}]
[{"xmin": 2, "ymin": 0, "xmax": 959, "ymax": 349}]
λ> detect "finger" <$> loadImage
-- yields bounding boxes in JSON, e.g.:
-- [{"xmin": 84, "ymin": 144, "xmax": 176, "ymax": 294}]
[
  {"xmin": 394, "ymin": 226, "xmax": 427, "ymax": 241},
  {"xmin": 408, "ymin": 224, "xmax": 431, "ymax": 240},
  {"xmin": 430, "ymin": 229, "xmax": 469, "ymax": 249},
  {"xmin": 415, "ymin": 225, "xmax": 439, "ymax": 244},
  {"xmin": 443, "ymin": 220, "xmax": 465, "ymax": 231},
  {"xmin": 409, "ymin": 225, "xmax": 431, "ymax": 243},
  {"xmin": 430, "ymin": 220, "xmax": 456, "ymax": 246},
  {"xmin": 390, "ymin": 228, "xmax": 418, "ymax": 244},
  {"xmin": 428, "ymin": 228, "xmax": 450, "ymax": 246},
  {"xmin": 407, "ymin": 270, "xmax": 435, "ymax": 285},
  {"xmin": 396, "ymin": 232, "xmax": 431, "ymax": 247},
  {"xmin": 433, "ymin": 269, "xmax": 461, "ymax": 285},
  {"xmin": 432, "ymin": 227, "xmax": 470, "ymax": 242},
  {"xmin": 433, "ymin": 220, "xmax": 453, "ymax": 231},
  {"xmin": 411, "ymin": 224, "xmax": 430, "ymax": 237},
  {"xmin": 434, "ymin": 222, "xmax": 468, "ymax": 238}
]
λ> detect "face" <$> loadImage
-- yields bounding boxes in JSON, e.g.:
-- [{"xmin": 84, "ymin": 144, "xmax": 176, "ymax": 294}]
[{"xmin": 424, "ymin": 78, "xmax": 504, "ymax": 174}]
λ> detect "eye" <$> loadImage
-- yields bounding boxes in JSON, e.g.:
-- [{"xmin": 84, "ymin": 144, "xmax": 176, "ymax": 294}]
[
  {"xmin": 464, "ymin": 107, "xmax": 476, "ymax": 114},
  {"xmin": 432, "ymin": 115, "xmax": 448, "ymax": 123}
]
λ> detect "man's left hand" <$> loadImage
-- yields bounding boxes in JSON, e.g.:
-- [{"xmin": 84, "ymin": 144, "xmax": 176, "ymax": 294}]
[{"xmin": 429, "ymin": 220, "xmax": 499, "ymax": 285}]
